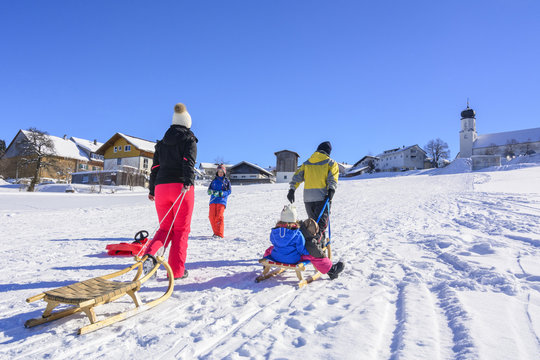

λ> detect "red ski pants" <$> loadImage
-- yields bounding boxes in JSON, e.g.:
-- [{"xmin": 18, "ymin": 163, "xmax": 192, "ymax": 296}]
[
  {"xmin": 146, "ymin": 183, "xmax": 194, "ymax": 278},
  {"xmin": 208, "ymin": 203, "xmax": 226, "ymax": 237},
  {"xmin": 263, "ymin": 246, "xmax": 333, "ymax": 274}
]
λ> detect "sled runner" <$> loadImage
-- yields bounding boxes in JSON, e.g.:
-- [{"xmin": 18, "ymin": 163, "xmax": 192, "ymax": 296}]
[
  {"xmin": 256, "ymin": 241, "xmax": 332, "ymax": 288},
  {"xmin": 25, "ymin": 255, "xmax": 174, "ymax": 335},
  {"xmin": 105, "ymin": 230, "xmax": 149, "ymax": 256}
]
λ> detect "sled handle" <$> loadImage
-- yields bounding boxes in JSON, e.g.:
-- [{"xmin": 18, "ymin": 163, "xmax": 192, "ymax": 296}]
[
  {"xmin": 316, "ymin": 198, "xmax": 330, "ymax": 223},
  {"xmin": 27, "ymin": 293, "xmax": 45, "ymax": 303}
]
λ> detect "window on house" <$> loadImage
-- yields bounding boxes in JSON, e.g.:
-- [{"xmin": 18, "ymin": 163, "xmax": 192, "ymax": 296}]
[
  {"xmin": 125, "ymin": 145, "xmax": 131, "ymax": 152},
  {"xmin": 284, "ymin": 175, "xmax": 287, "ymax": 179},
  {"xmin": 117, "ymin": 158, "xmax": 122, "ymax": 165},
  {"xmin": 143, "ymin": 158, "xmax": 149, "ymax": 169},
  {"xmin": 114, "ymin": 146, "xmax": 117, "ymax": 153}
]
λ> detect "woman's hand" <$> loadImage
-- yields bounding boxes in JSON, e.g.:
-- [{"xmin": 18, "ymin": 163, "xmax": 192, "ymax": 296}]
[{"xmin": 148, "ymin": 194, "xmax": 155, "ymax": 201}]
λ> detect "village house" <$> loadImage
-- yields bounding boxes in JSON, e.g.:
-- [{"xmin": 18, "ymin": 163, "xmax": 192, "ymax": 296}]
[
  {"xmin": 375, "ymin": 145, "xmax": 427, "ymax": 172},
  {"xmin": 72, "ymin": 133, "xmax": 157, "ymax": 187},
  {"xmin": 458, "ymin": 103, "xmax": 540, "ymax": 170},
  {"xmin": 345, "ymin": 155, "xmax": 378, "ymax": 177},
  {"xmin": 228, "ymin": 161, "xmax": 275, "ymax": 185},
  {"xmin": 337, "ymin": 162, "xmax": 353, "ymax": 177},
  {"xmin": 199, "ymin": 162, "xmax": 233, "ymax": 179},
  {"xmin": 274, "ymin": 150, "xmax": 300, "ymax": 183},
  {"xmin": 95, "ymin": 133, "xmax": 156, "ymax": 175},
  {"xmin": 70, "ymin": 137, "xmax": 104, "ymax": 171},
  {"xmin": 0, "ymin": 130, "xmax": 103, "ymax": 183}
]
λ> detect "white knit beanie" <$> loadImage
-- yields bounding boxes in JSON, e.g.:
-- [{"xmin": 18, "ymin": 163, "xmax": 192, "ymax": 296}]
[
  {"xmin": 172, "ymin": 103, "xmax": 192, "ymax": 128},
  {"xmin": 280, "ymin": 204, "xmax": 298, "ymax": 223}
]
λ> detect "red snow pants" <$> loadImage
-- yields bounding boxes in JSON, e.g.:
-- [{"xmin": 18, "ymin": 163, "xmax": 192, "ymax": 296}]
[
  {"xmin": 263, "ymin": 246, "xmax": 333, "ymax": 274},
  {"xmin": 146, "ymin": 183, "xmax": 194, "ymax": 278},
  {"xmin": 208, "ymin": 203, "xmax": 226, "ymax": 237}
]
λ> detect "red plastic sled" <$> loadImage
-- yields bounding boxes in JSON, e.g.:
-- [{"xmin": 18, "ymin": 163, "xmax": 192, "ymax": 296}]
[{"xmin": 106, "ymin": 230, "xmax": 149, "ymax": 256}]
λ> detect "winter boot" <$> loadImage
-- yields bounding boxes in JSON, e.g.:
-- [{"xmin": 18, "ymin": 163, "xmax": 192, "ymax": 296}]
[
  {"xmin": 142, "ymin": 254, "xmax": 158, "ymax": 278},
  {"xmin": 174, "ymin": 270, "xmax": 189, "ymax": 280},
  {"xmin": 327, "ymin": 261, "xmax": 344, "ymax": 280}
]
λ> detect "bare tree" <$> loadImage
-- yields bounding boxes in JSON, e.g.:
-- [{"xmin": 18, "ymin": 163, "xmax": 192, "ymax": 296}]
[
  {"xmin": 214, "ymin": 156, "xmax": 228, "ymax": 165},
  {"xmin": 96, "ymin": 170, "xmax": 108, "ymax": 193},
  {"xmin": 0, "ymin": 139, "xmax": 6, "ymax": 157},
  {"xmin": 484, "ymin": 143, "xmax": 497, "ymax": 155},
  {"xmin": 424, "ymin": 138, "xmax": 450, "ymax": 168},
  {"xmin": 367, "ymin": 159, "xmax": 376, "ymax": 173},
  {"xmin": 17, "ymin": 128, "xmax": 57, "ymax": 191}
]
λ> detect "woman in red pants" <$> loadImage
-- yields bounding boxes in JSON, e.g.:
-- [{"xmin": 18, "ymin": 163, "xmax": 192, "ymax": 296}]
[
  {"xmin": 144, "ymin": 103, "xmax": 198, "ymax": 280},
  {"xmin": 207, "ymin": 164, "xmax": 231, "ymax": 238}
]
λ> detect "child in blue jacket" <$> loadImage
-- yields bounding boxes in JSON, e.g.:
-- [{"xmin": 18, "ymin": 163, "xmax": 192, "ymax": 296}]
[
  {"xmin": 263, "ymin": 205, "xmax": 344, "ymax": 279},
  {"xmin": 208, "ymin": 164, "xmax": 231, "ymax": 238}
]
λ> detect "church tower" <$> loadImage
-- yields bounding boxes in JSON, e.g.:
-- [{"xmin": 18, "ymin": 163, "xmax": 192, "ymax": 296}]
[{"xmin": 459, "ymin": 101, "xmax": 477, "ymax": 158}]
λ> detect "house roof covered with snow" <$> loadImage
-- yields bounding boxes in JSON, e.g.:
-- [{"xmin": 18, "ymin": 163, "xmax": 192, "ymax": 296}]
[
  {"xmin": 337, "ymin": 162, "xmax": 353, "ymax": 170},
  {"xmin": 118, "ymin": 133, "xmax": 156, "ymax": 153},
  {"xmin": 70, "ymin": 137, "xmax": 103, "ymax": 153},
  {"xmin": 96, "ymin": 133, "xmax": 156, "ymax": 155},
  {"xmin": 230, "ymin": 161, "xmax": 274, "ymax": 177},
  {"xmin": 347, "ymin": 165, "xmax": 370, "ymax": 176},
  {"xmin": 353, "ymin": 156, "xmax": 379, "ymax": 167},
  {"xmin": 474, "ymin": 127, "xmax": 540, "ymax": 149},
  {"xmin": 376, "ymin": 145, "xmax": 426, "ymax": 157},
  {"xmin": 199, "ymin": 163, "xmax": 233, "ymax": 170},
  {"xmin": 20, "ymin": 130, "xmax": 89, "ymax": 161}
]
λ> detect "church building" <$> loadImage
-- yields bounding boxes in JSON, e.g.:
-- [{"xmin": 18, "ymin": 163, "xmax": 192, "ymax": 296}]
[{"xmin": 458, "ymin": 103, "xmax": 540, "ymax": 170}]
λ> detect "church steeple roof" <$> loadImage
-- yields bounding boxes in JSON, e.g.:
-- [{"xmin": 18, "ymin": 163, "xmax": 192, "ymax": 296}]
[{"xmin": 461, "ymin": 99, "xmax": 476, "ymax": 118}]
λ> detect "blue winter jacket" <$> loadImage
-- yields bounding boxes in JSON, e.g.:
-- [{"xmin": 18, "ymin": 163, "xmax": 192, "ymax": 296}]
[
  {"xmin": 208, "ymin": 176, "xmax": 231, "ymax": 206},
  {"xmin": 268, "ymin": 227, "xmax": 309, "ymax": 264}
]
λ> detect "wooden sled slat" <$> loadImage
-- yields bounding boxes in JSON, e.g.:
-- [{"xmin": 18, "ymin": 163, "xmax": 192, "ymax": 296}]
[
  {"xmin": 25, "ymin": 255, "xmax": 174, "ymax": 334},
  {"xmin": 256, "ymin": 242, "xmax": 332, "ymax": 288}
]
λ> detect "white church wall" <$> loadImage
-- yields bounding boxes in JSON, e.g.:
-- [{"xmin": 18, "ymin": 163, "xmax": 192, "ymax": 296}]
[{"xmin": 471, "ymin": 155, "xmax": 501, "ymax": 170}]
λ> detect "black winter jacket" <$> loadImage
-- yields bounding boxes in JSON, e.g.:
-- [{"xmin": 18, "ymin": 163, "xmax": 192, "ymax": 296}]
[{"xmin": 149, "ymin": 125, "xmax": 198, "ymax": 195}]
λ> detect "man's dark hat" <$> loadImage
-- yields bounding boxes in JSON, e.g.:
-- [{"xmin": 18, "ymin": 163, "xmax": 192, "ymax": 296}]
[{"xmin": 316, "ymin": 141, "xmax": 332, "ymax": 155}]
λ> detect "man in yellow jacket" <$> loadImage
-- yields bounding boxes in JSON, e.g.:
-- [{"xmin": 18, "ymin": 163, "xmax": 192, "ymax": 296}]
[{"xmin": 287, "ymin": 141, "xmax": 339, "ymax": 234}]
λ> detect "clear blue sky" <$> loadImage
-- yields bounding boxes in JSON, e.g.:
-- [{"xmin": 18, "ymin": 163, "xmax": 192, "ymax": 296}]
[{"xmin": 1, "ymin": 1, "xmax": 539, "ymax": 167}]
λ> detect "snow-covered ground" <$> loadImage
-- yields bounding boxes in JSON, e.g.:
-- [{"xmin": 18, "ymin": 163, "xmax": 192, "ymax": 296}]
[{"xmin": 1, "ymin": 164, "xmax": 540, "ymax": 359}]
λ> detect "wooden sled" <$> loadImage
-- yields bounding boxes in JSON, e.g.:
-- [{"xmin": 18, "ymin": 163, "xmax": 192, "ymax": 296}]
[
  {"xmin": 256, "ymin": 242, "xmax": 332, "ymax": 288},
  {"xmin": 25, "ymin": 255, "xmax": 173, "ymax": 335}
]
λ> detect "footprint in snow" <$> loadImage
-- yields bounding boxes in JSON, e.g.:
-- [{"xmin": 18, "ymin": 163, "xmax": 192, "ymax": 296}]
[
  {"xmin": 469, "ymin": 243, "xmax": 495, "ymax": 255},
  {"xmin": 285, "ymin": 318, "xmax": 305, "ymax": 331},
  {"xmin": 327, "ymin": 297, "xmax": 339, "ymax": 305},
  {"xmin": 292, "ymin": 337, "xmax": 307, "ymax": 347},
  {"xmin": 316, "ymin": 321, "xmax": 338, "ymax": 332}
]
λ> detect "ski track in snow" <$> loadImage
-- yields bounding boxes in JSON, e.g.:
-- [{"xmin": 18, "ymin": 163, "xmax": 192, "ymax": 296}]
[{"xmin": 1, "ymin": 167, "xmax": 540, "ymax": 359}]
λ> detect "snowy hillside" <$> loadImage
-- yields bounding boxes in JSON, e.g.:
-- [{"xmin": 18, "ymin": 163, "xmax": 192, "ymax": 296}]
[{"xmin": 1, "ymin": 166, "xmax": 540, "ymax": 359}]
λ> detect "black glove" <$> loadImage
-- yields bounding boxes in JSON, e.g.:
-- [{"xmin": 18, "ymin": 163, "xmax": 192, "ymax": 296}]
[
  {"xmin": 287, "ymin": 189, "xmax": 295, "ymax": 203},
  {"xmin": 326, "ymin": 188, "xmax": 335, "ymax": 201}
]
